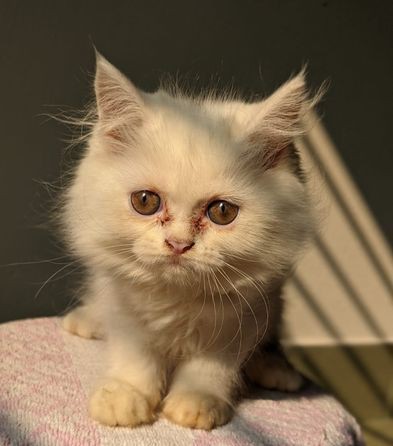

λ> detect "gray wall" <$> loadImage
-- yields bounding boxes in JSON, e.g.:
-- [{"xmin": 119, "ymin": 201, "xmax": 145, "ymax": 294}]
[{"xmin": 0, "ymin": 0, "xmax": 392, "ymax": 323}]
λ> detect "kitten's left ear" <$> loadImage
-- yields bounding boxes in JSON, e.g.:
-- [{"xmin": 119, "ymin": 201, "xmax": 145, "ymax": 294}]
[
  {"xmin": 242, "ymin": 71, "xmax": 315, "ymax": 171},
  {"xmin": 94, "ymin": 51, "xmax": 144, "ymax": 145}
]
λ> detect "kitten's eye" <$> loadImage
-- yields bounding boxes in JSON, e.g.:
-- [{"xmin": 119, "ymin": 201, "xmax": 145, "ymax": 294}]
[
  {"xmin": 131, "ymin": 190, "xmax": 161, "ymax": 215},
  {"xmin": 207, "ymin": 200, "xmax": 239, "ymax": 225}
]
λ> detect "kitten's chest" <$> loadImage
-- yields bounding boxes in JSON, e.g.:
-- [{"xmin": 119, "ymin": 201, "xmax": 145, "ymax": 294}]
[
  {"xmin": 122, "ymin": 285, "xmax": 201, "ymax": 352},
  {"xmin": 121, "ymin": 283, "xmax": 269, "ymax": 358}
]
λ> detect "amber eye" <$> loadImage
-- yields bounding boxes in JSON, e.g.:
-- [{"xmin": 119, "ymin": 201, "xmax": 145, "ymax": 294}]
[
  {"xmin": 131, "ymin": 190, "xmax": 161, "ymax": 215},
  {"xmin": 207, "ymin": 200, "xmax": 239, "ymax": 225}
]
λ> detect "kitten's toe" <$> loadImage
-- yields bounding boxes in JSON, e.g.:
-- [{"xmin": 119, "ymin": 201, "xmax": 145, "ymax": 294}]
[
  {"xmin": 89, "ymin": 379, "xmax": 156, "ymax": 427},
  {"xmin": 62, "ymin": 306, "xmax": 103, "ymax": 339},
  {"xmin": 162, "ymin": 391, "xmax": 232, "ymax": 430},
  {"xmin": 246, "ymin": 355, "xmax": 304, "ymax": 392}
]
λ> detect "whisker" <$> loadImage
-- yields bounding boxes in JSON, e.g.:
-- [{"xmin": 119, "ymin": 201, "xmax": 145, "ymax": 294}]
[
  {"xmin": 34, "ymin": 260, "xmax": 79, "ymax": 300},
  {"xmin": 0, "ymin": 255, "xmax": 72, "ymax": 268},
  {"xmin": 204, "ymin": 268, "xmax": 225, "ymax": 350},
  {"xmin": 214, "ymin": 268, "xmax": 243, "ymax": 355},
  {"xmin": 204, "ymin": 272, "xmax": 218, "ymax": 349},
  {"xmin": 220, "ymin": 265, "xmax": 263, "ymax": 361},
  {"xmin": 190, "ymin": 271, "xmax": 207, "ymax": 323},
  {"xmin": 216, "ymin": 267, "xmax": 245, "ymax": 361},
  {"xmin": 221, "ymin": 261, "xmax": 270, "ymax": 362},
  {"xmin": 222, "ymin": 261, "xmax": 270, "ymax": 341}
]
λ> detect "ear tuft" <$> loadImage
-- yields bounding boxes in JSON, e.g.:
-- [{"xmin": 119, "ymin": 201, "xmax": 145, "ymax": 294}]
[
  {"xmin": 94, "ymin": 52, "xmax": 144, "ymax": 145},
  {"xmin": 243, "ymin": 70, "xmax": 322, "ymax": 171}
]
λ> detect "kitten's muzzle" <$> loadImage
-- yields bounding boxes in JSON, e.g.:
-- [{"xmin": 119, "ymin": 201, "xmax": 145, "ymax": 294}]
[{"xmin": 165, "ymin": 238, "xmax": 195, "ymax": 255}]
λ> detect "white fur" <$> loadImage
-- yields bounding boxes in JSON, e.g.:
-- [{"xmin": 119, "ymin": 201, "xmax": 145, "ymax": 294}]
[{"xmin": 62, "ymin": 54, "xmax": 316, "ymax": 429}]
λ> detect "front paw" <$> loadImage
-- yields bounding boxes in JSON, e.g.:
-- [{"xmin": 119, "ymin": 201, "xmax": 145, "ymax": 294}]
[
  {"xmin": 63, "ymin": 306, "xmax": 103, "ymax": 340},
  {"xmin": 162, "ymin": 391, "xmax": 232, "ymax": 430},
  {"xmin": 89, "ymin": 379, "xmax": 156, "ymax": 427}
]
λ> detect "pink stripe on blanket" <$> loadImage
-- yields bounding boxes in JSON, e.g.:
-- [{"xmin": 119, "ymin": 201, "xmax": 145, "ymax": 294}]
[{"xmin": 0, "ymin": 318, "xmax": 100, "ymax": 446}]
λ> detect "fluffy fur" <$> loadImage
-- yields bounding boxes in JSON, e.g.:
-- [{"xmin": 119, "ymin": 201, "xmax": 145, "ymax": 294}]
[{"xmin": 62, "ymin": 54, "xmax": 316, "ymax": 429}]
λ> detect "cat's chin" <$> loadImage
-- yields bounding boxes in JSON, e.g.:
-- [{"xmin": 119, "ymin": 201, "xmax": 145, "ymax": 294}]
[
  {"xmin": 159, "ymin": 256, "xmax": 202, "ymax": 282},
  {"xmin": 165, "ymin": 257, "xmax": 191, "ymax": 274},
  {"xmin": 163, "ymin": 256, "xmax": 218, "ymax": 275},
  {"xmin": 160, "ymin": 265, "xmax": 194, "ymax": 285}
]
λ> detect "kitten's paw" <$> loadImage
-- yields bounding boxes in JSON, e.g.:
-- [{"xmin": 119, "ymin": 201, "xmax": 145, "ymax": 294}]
[
  {"xmin": 246, "ymin": 355, "xmax": 304, "ymax": 392},
  {"xmin": 162, "ymin": 391, "xmax": 232, "ymax": 430},
  {"xmin": 89, "ymin": 379, "xmax": 155, "ymax": 427},
  {"xmin": 62, "ymin": 306, "xmax": 103, "ymax": 339}
]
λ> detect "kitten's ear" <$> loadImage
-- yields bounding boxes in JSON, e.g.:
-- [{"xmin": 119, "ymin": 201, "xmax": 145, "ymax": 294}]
[
  {"xmin": 94, "ymin": 52, "xmax": 144, "ymax": 144},
  {"xmin": 242, "ymin": 72, "xmax": 314, "ymax": 171}
]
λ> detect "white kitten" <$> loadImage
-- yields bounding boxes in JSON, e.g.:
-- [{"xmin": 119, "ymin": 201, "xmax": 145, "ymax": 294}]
[{"xmin": 62, "ymin": 53, "xmax": 316, "ymax": 430}]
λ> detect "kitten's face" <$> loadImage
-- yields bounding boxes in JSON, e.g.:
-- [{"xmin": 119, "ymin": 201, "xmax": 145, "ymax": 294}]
[
  {"xmin": 81, "ymin": 118, "xmax": 267, "ymax": 281},
  {"xmin": 65, "ymin": 56, "xmax": 314, "ymax": 286}
]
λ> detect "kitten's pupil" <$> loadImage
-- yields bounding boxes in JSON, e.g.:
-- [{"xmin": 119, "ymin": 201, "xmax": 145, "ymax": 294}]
[
  {"xmin": 131, "ymin": 190, "xmax": 161, "ymax": 215},
  {"xmin": 207, "ymin": 200, "xmax": 238, "ymax": 225}
]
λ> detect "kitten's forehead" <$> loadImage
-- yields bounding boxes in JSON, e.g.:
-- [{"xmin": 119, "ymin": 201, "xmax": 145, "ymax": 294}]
[{"xmin": 126, "ymin": 104, "xmax": 243, "ymax": 203}]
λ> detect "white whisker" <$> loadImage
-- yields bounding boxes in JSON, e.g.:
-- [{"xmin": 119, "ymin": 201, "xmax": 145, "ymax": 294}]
[{"xmin": 34, "ymin": 260, "xmax": 79, "ymax": 300}]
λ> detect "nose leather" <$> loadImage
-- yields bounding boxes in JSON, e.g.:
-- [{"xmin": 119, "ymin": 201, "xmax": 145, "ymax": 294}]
[{"xmin": 165, "ymin": 239, "xmax": 194, "ymax": 255}]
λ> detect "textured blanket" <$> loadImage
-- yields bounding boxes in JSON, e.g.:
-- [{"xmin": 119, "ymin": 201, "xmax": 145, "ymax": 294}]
[{"xmin": 0, "ymin": 318, "xmax": 363, "ymax": 445}]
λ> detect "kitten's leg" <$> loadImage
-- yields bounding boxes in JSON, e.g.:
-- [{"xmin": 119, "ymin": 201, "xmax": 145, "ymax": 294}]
[
  {"xmin": 89, "ymin": 325, "xmax": 164, "ymax": 427},
  {"xmin": 162, "ymin": 356, "xmax": 237, "ymax": 430},
  {"xmin": 62, "ymin": 276, "xmax": 105, "ymax": 339},
  {"xmin": 62, "ymin": 304, "xmax": 103, "ymax": 339},
  {"xmin": 244, "ymin": 341, "xmax": 303, "ymax": 392}
]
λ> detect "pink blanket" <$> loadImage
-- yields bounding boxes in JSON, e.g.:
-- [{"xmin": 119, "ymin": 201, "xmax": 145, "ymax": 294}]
[{"xmin": 0, "ymin": 318, "xmax": 363, "ymax": 445}]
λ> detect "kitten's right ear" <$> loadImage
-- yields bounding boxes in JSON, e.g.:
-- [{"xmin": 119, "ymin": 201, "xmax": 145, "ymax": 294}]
[{"xmin": 94, "ymin": 52, "xmax": 144, "ymax": 144}]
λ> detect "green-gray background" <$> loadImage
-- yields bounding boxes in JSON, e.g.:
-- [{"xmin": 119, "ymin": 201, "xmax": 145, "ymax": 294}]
[{"xmin": 0, "ymin": 0, "xmax": 391, "ymax": 322}]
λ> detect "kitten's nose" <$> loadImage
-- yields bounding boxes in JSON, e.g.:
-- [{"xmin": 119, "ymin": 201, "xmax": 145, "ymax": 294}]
[{"xmin": 165, "ymin": 238, "xmax": 194, "ymax": 255}]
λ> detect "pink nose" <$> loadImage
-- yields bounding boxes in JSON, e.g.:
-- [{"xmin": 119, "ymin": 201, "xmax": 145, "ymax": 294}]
[{"xmin": 165, "ymin": 239, "xmax": 194, "ymax": 255}]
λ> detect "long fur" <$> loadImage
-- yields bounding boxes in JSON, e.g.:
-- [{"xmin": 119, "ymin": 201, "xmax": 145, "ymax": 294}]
[{"xmin": 61, "ymin": 53, "xmax": 318, "ymax": 429}]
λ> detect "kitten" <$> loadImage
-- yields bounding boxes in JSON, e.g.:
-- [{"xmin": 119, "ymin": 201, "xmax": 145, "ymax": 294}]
[{"xmin": 62, "ymin": 53, "xmax": 317, "ymax": 430}]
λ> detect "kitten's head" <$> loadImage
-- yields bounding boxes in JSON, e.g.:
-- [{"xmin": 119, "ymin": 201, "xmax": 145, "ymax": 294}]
[{"xmin": 64, "ymin": 54, "xmax": 316, "ymax": 287}]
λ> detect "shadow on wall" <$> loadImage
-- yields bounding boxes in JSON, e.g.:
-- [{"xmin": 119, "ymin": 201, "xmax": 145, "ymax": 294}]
[{"xmin": 284, "ymin": 117, "xmax": 393, "ymax": 446}]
